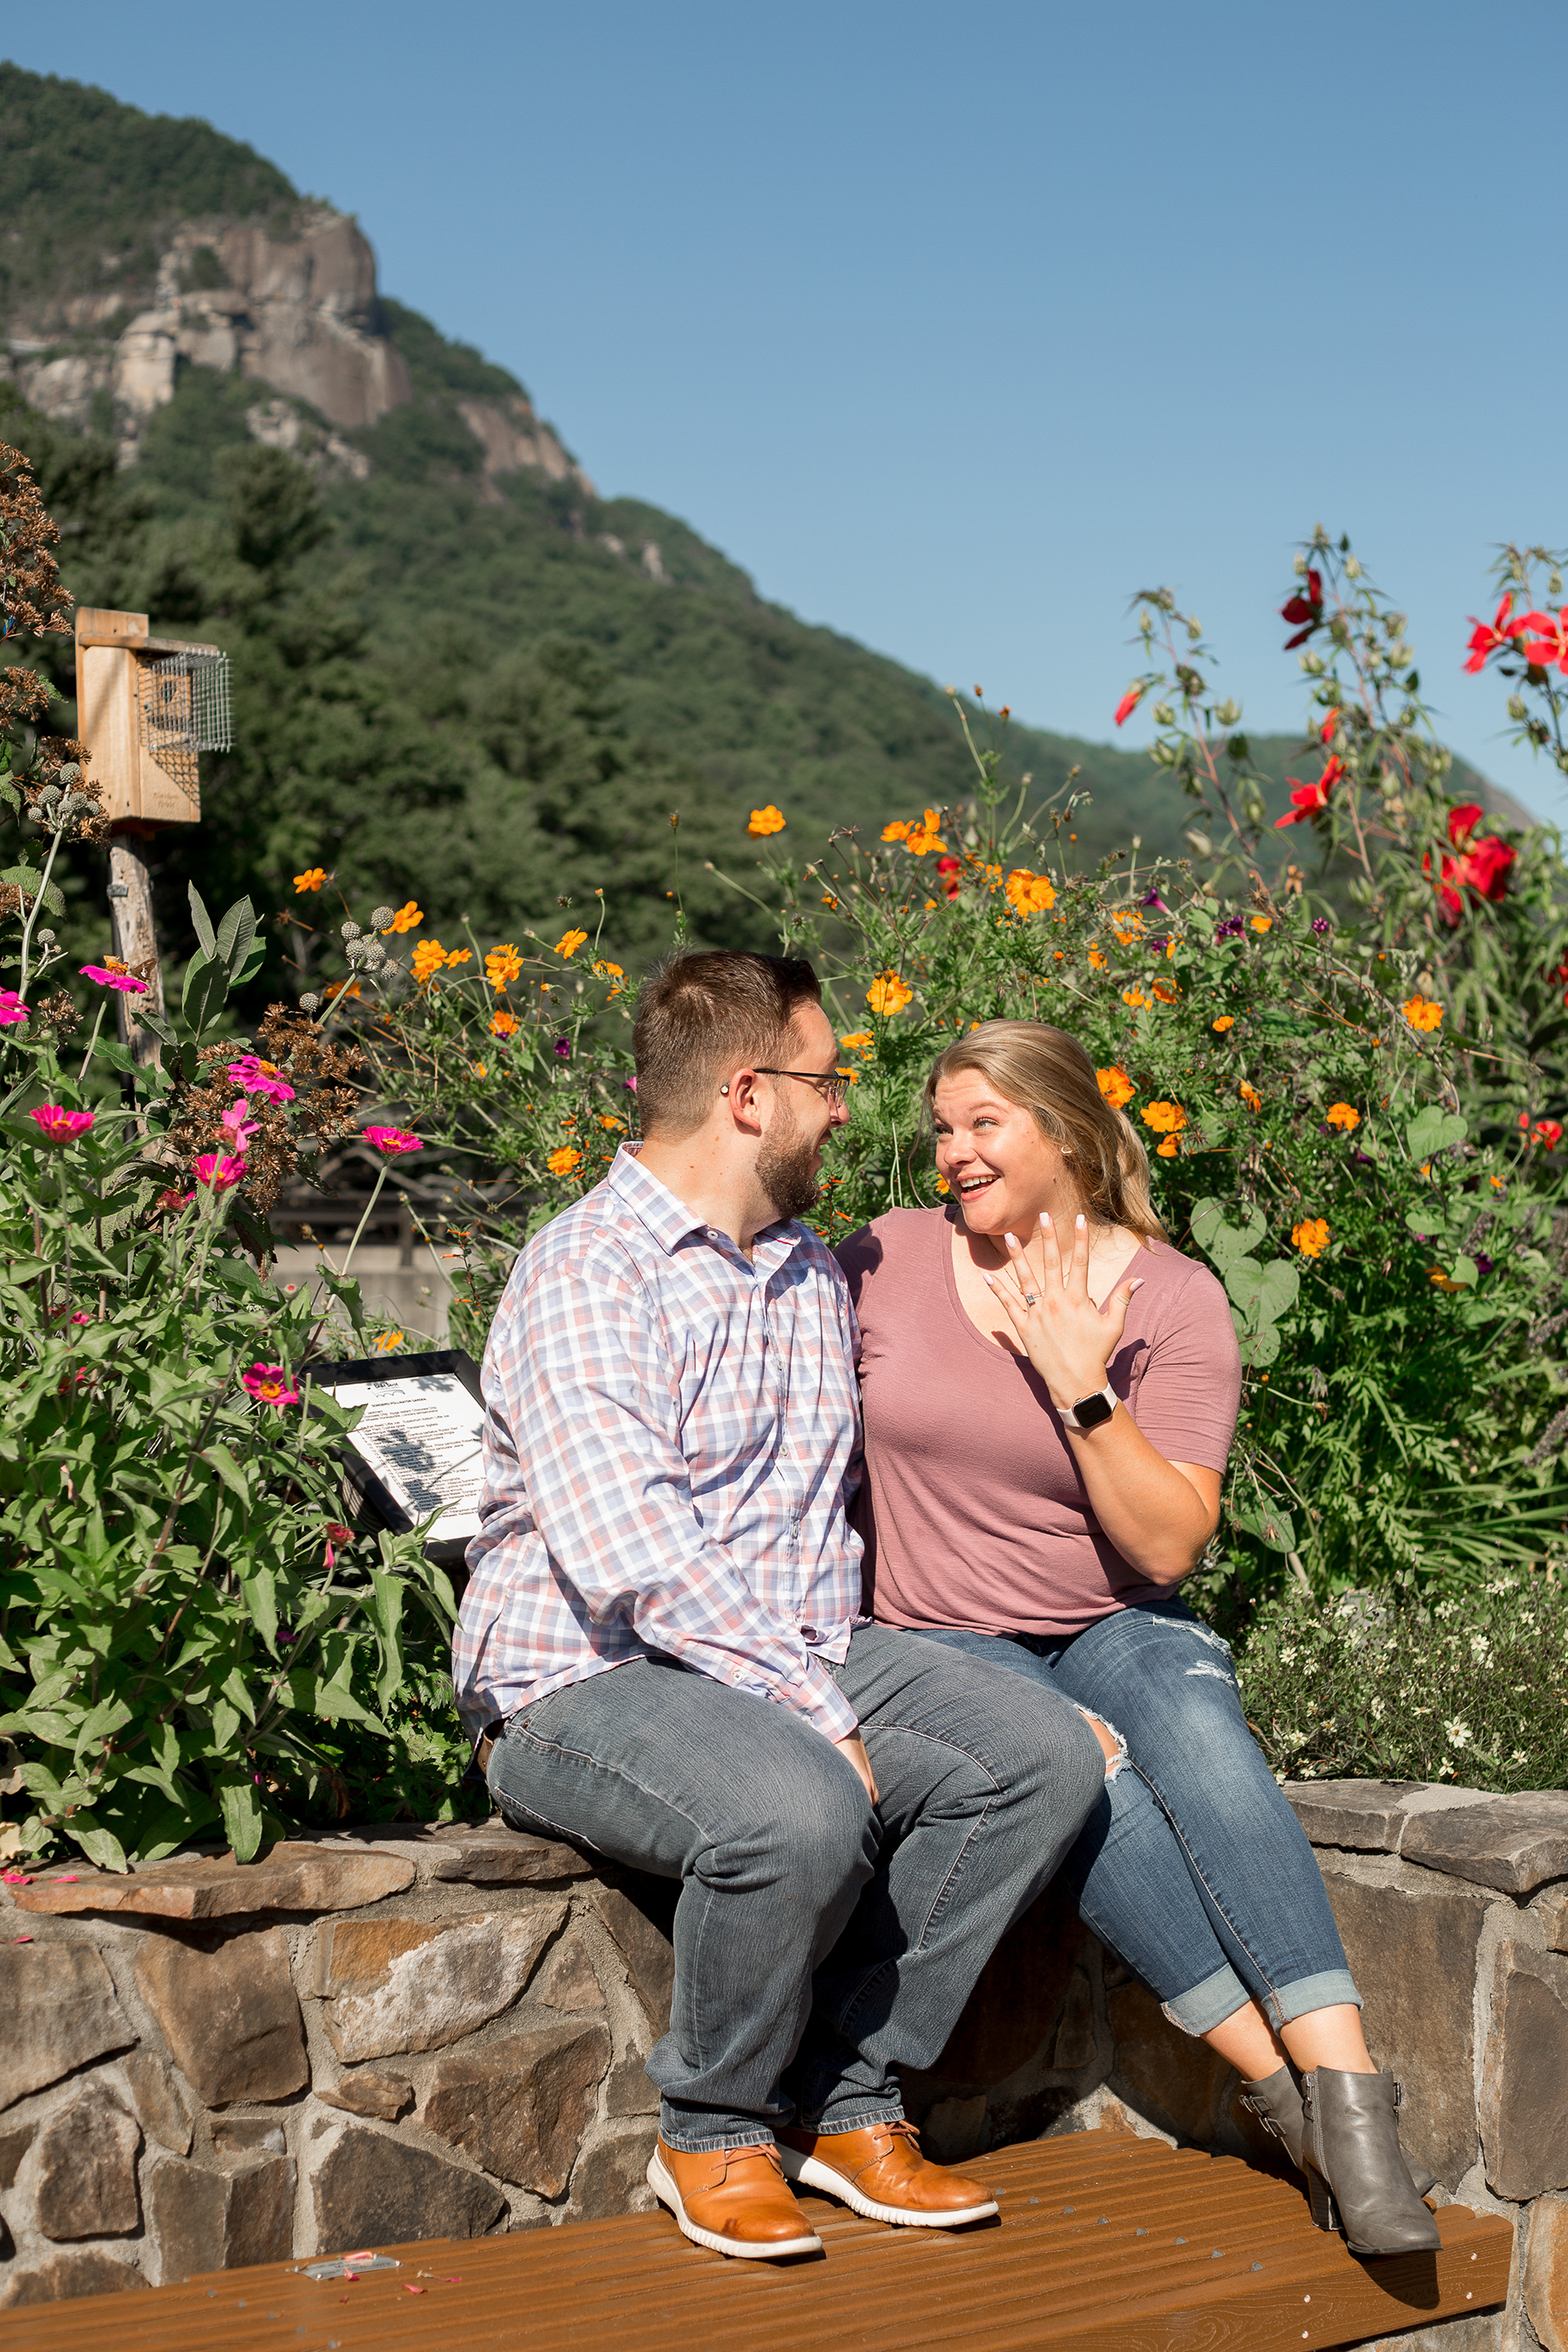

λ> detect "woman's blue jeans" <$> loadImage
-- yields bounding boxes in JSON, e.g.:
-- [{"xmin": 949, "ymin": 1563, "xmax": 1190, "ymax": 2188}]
[{"xmin": 908, "ymin": 1596, "xmax": 1359, "ymax": 2038}]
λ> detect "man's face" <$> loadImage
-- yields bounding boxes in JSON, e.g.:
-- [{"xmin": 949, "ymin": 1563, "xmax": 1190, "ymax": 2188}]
[{"xmin": 755, "ymin": 1004, "xmax": 847, "ymax": 1221}]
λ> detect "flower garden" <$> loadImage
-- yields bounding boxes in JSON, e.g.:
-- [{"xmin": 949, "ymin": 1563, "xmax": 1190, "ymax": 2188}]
[{"xmin": 4, "ymin": 438, "xmax": 1568, "ymax": 1871}]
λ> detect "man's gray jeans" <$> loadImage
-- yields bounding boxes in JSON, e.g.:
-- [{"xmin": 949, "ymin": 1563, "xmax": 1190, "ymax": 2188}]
[{"xmin": 487, "ymin": 1622, "xmax": 1104, "ymax": 2153}]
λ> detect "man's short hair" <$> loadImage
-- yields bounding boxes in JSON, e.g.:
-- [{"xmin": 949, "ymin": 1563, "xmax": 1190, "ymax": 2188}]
[{"xmin": 632, "ymin": 950, "xmax": 822, "ymax": 1138}]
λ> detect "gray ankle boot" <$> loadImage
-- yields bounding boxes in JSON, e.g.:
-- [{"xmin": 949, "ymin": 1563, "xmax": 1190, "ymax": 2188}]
[
  {"xmin": 1240, "ymin": 2065, "xmax": 1436, "ymax": 2199},
  {"xmin": 1300, "ymin": 2069, "xmax": 1443, "ymax": 2256}
]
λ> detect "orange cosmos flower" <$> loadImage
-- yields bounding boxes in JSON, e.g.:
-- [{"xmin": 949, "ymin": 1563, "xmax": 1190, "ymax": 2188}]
[
  {"xmin": 547, "ymin": 1146, "xmax": 583, "ymax": 1177},
  {"xmin": 747, "ymin": 805, "xmax": 786, "ymax": 837},
  {"xmin": 1239, "ymin": 1081, "xmax": 1261, "ymax": 1112},
  {"xmin": 1004, "ymin": 868, "xmax": 1057, "ymax": 916},
  {"xmin": 1249, "ymin": 914, "xmax": 1273, "ymax": 934},
  {"xmin": 1122, "ymin": 987, "xmax": 1152, "ymax": 1010},
  {"xmin": 554, "ymin": 929, "xmax": 589, "ymax": 958},
  {"xmin": 1088, "ymin": 943, "xmax": 1108, "ymax": 970},
  {"xmin": 839, "ymin": 1031, "xmax": 873, "ymax": 1052},
  {"xmin": 1213, "ymin": 1015, "xmax": 1235, "ymax": 1032},
  {"xmin": 1325, "ymin": 1102, "xmax": 1360, "ymax": 1131},
  {"xmin": 1292, "ymin": 1218, "xmax": 1330, "ymax": 1258},
  {"xmin": 1155, "ymin": 1136, "xmax": 1180, "ymax": 1157},
  {"xmin": 1402, "ymin": 993, "xmax": 1443, "ymax": 1032},
  {"xmin": 293, "ymin": 867, "xmax": 327, "ymax": 894},
  {"xmin": 867, "ymin": 970, "xmax": 914, "ymax": 1016},
  {"xmin": 487, "ymin": 943, "xmax": 524, "ymax": 988},
  {"xmin": 1097, "ymin": 1066, "xmax": 1136, "ymax": 1110},
  {"xmin": 490, "ymin": 1010, "xmax": 520, "ymax": 1038},
  {"xmin": 1140, "ymin": 1100, "xmax": 1187, "ymax": 1135},
  {"xmin": 411, "ymin": 940, "xmax": 447, "ymax": 985},
  {"xmin": 388, "ymin": 902, "xmax": 422, "ymax": 933}
]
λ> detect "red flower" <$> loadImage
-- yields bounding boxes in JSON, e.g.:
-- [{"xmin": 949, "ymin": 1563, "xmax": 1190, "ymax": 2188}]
[
  {"xmin": 1519, "ymin": 1112, "xmax": 1563, "ymax": 1152},
  {"xmin": 1113, "ymin": 684, "xmax": 1145, "ymax": 727},
  {"xmin": 1274, "ymin": 755, "xmax": 1344, "ymax": 828},
  {"xmin": 1517, "ymin": 608, "xmax": 1568, "ymax": 672},
  {"xmin": 1281, "ymin": 568, "xmax": 1324, "ymax": 649},
  {"xmin": 936, "ymin": 854, "xmax": 962, "ymax": 901},
  {"xmin": 1425, "ymin": 805, "xmax": 1517, "ymax": 922},
  {"xmin": 1463, "ymin": 594, "xmax": 1530, "ymax": 674}
]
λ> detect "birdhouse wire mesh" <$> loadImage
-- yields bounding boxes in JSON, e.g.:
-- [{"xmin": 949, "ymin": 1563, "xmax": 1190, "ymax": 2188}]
[{"xmin": 135, "ymin": 647, "xmax": 233, "ymax": 794}]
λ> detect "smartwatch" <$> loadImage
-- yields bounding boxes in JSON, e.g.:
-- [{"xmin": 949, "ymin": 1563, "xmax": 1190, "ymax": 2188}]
[{"xmin": 1062, "ymin": 1384, "xmax": 1117, "ymax": 1433}]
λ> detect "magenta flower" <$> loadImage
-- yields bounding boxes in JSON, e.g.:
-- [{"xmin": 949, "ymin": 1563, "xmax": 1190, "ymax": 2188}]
[
  {"xmin": 79, "ymin": 964, "xmax": 149, "ymax": 997},
  {"xmin": 155, "ymin": 1186, "xmax": 195, "ymax": 1213},
  {"xmin": 240, "ymin": 1362, "xmax": 300, "ymax": 1409},
  {"xmin": 0, "ymin": 990, "xmax": 29, "ymax": 1027},
  {"xmin": 323, "ymin": 1520, "xmax": 354, "ymax": 1570},
  {"xmin": 362, "ymin": 1125, "xmax": 422, "ymax": 1156},
  {"xmin": 193, "ymin": 1152, "xmax": 246, "ymax": 1192},
  {"xmin": 29, "ymin": 1105, "xmax": 95, "ymax": 1144},
  {"xmin": 220, "ymin": 1102, "xmax": 260, "ymax": 1148},
  {"xmin": 226, "ymin": 1054, "xmax": 296, "ymax": 1104}
]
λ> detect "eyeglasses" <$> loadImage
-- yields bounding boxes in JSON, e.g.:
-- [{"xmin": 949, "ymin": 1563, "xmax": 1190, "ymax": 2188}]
[{"xmin": 754, "ymin": 1067, "xmax": 849, "ymax": 1110}]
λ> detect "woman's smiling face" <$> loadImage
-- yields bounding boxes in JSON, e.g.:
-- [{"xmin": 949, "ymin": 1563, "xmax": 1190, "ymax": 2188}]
[{"xmin": 930, "ymin": 1067, "xmax": 1072, "ymax": 1235}]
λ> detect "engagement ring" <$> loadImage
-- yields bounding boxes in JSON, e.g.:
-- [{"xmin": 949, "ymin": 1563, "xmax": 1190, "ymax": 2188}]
[{"xmin": 1023, "ymin": 1292, "xmax": 1037, "ymax": 1306}]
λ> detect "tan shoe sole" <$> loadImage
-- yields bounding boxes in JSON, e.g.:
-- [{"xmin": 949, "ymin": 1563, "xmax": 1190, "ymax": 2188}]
[
  {"xmin": 777, "ymin": 2143, "xmax": 998, "ymax": 2227},
  {"xmin": 646, "ymin": 2148, "xmax": 824, "ymax": 2260}
]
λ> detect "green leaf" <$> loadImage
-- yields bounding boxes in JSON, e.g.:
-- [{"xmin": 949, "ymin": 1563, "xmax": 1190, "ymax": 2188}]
[
  {"xmin": 69, "ymin": 1822, "xmax": 130, "ymax": 1875},
  {"xmin": 217, "ymin": 1777, "xmax": 263, "ymax": 1862},
  {"xmin": 239, "ymin": 1567, "xmax": 279, "ymax": 1652},
  {"xmin": 1239, "ymin": 1323, "xmax": 1281, "ymax": 1368},
  {"xmin": 182, "ymin": 955, "xmax": 228, "ymax": 1037},
  {"xmin": 1254, "ymin": 1260, "xmax": 1301, "ymax": 1324},
  {"xmin": 1190, "ymin": 1197, "xmax": 1266, "ymax": 1268},
  {"xmin": 199, "ymin": 1443, "xmax": 251, "ymax": 1508},
  {"xmin": 215, "ymin": 896, "xmax": 258, "ymax": 981},
  {"xmin": 210, "ymin": 1694, "xmax": 242, "ymax": 1753},
  {"xmin": 0, "ymin": 863, "xmax": 64, "ymax": 917},
  {"xmin": 187, "ymin": 883, "xmax": 217, "ymax": 959},
  {"xmin": 1233, "ymin": 1497, "xmax": 1295, "ymax": 1550},
  {"xmin": 1405, "ymin": 1106, "xmax": 1468, "ymax": 1161}
]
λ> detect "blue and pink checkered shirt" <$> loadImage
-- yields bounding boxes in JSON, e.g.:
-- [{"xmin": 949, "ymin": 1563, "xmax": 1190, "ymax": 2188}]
[{"xmin": 453, "ymin": 1145, "xmax": 867, "ymax": 1744}]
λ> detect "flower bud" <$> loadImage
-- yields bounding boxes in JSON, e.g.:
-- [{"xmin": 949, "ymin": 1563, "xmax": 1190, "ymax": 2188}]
[
  {"xmin": 362, "ymin": 939, "xmax": 387, "ymax": 966},
  {"xmin": 1214, "ymin": 698, "xmax": 1240, "ymax": 727},
  {"xmin": 369, "ymin": 906, "xmax": 395, "ymax": 930},
  {"xmin": 1508, "ymin": 695, "xmax": 1528, "ymax": 721},
  {"xmin": 341, "ymin": 921, "xmax": 362, "ymax": 941},
  {"xmin": 57, "ymin": 763, "xmax": 81, "ymax": 787},
  {"xmin": 1344, "ymin": 557, "xmax": 1362, "ymax": 579},
  {"xmin": 1293, "ymin": 554, "xmax": 1308, "ymax": 577},
  {"xmin": 299, "ymin": 992, "xmax": 321, "ymax": 1012}
]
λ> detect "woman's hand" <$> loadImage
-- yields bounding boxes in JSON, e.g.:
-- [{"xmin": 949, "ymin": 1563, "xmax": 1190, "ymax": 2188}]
[{"xmin": 983, "ymin": 1212, "xmax": 1143, "ymax": 1410}]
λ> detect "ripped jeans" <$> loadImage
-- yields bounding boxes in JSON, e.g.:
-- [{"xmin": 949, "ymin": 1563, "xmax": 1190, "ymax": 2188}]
[{"xmin": 907, "ymin": 1594, "xmax": 1359, "ymax": 2038}]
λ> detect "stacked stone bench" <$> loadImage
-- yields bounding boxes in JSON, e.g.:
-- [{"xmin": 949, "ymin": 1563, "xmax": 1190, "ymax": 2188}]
[{"xmin": 0, "ymin": 1781, "xmax": 1564, "ymax": 2348}]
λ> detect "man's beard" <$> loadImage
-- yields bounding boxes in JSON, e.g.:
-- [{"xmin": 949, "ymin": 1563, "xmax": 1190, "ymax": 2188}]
[{"xmin": 756, "ymin": 1109, "xmax": 821, "ymax": 1223}]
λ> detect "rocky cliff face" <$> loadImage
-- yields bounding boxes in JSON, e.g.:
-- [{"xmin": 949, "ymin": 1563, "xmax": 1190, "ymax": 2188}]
[{"xmin": 4, "ymin": 205, "xmax": 591, "ymax": 492}]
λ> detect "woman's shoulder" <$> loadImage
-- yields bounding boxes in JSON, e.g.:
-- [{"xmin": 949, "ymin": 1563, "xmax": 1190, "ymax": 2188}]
[
  {"xmin": 1133, "ymin": 1240, "xmax": 1238, "ymax": 1352},
  {"xmin": 833, "ymin": 1206, "xmax": 948, "ymax": 1294}
]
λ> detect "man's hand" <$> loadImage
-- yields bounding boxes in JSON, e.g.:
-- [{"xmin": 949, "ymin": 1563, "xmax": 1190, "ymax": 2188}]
[{"xmin": 835, "ymin": 1730, "xmax": 879, "ymax": 1806}]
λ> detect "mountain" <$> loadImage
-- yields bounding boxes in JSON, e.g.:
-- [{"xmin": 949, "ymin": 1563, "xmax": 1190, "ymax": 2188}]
[{"xmin": 0, "ymin": 61, "xmax": 1517, "ymax": 983}]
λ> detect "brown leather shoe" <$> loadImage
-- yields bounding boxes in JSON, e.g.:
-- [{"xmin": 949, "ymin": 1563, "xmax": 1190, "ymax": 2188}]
[
  {"xmin": 646, "ymin": 2136, "xmax": 823, "ymax": 2259},
  {"xmin": 777, "ymin": 2119, "xmax": 998, "ymax": 2227}
]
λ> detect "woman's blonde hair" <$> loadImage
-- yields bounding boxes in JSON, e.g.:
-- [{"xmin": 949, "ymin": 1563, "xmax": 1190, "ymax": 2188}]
[{"xmin": 924, "ymin": 1019, "xmax": 1167, "ymax": 1244}]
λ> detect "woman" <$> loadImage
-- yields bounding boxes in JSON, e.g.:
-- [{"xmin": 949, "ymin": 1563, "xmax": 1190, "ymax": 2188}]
[{"xmin": 835, "ymin": 1019, "xmax": 1438, "ymax": 2257}]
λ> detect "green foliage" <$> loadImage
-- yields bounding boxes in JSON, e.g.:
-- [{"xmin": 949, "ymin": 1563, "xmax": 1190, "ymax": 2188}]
[
  {"xmin": 0, "ymin": 689, "xmax": 464, "ymax": 1864},
  {"xmin": 0, "ymin": 64, "xmax": 295, "ymax": 328},
  {"xmin": 1234, "ymin": 1579, "xmax": 1568, "ymax": 1793}
]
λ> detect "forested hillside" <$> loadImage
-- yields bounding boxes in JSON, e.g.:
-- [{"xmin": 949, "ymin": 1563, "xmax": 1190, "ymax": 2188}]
[{"xmin": 0, "ymin": 62, "xmax": 1505, "ymax": 992}]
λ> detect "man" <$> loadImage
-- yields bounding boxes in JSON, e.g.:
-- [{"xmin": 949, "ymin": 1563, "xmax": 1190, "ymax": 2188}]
[{"xmin": 455, "ymin": 950, "xmax": 1102, "ymax": 2260}]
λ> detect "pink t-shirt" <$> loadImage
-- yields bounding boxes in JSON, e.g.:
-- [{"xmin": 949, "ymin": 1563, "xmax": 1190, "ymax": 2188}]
[{"xmin": 835, "ymin": 1208, "xmax": 1241, "ymax": 1638}]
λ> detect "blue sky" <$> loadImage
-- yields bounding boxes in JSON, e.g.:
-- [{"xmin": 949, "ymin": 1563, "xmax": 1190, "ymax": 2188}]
[{"xmin": 10, "ymin": 3, "xmax": 1566, "ymax": 815}]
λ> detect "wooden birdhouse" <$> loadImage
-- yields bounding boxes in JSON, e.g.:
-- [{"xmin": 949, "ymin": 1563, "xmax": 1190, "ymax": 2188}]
[{"xmin": 74, "ymin": 607, "xmax": 233, "ymax": 827}]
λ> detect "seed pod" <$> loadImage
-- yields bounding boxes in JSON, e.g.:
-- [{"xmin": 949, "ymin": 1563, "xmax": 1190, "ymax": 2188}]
[
  {"xmin": 341, "ymin": 921, "xmax": 362, "ymax": 941},
  {"xmin": 299, "ymin": 992, "xmax": 321, "ymax": 1013}
]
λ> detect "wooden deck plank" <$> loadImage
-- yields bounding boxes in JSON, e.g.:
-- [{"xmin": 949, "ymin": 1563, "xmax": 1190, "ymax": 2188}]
[{"xmin": 0, "ymin": 2131, "xmax": 1511, "ymax": 2352}]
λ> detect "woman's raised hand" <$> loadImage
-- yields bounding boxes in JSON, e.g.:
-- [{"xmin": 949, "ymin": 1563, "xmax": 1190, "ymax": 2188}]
[{"xmin": 983, "ymin": 1212, "xmax": 1142, "ymax": 1413}]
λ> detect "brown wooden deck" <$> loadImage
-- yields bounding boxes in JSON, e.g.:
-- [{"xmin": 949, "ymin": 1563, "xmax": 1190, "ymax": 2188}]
[{"xmin": 0, "ymin": 2128, "xmax": 1512, "ymax": 2352}]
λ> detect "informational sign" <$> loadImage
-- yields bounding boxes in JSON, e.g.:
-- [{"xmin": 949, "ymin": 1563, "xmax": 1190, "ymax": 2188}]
[{"xmin": 313, "ymin": 1350, "xmax": 486, "ymax": 1571}]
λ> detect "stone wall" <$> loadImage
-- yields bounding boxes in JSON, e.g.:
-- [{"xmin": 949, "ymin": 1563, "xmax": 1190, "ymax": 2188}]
[{"xmin": 1, "ymin": 1783, "xmax": 1565, "ymax": 2351}]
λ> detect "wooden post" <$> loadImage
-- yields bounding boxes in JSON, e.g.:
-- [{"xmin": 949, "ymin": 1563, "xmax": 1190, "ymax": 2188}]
[{"xmin": 107, "ymin": 829, "xmax": 166, "ymax": 1069}]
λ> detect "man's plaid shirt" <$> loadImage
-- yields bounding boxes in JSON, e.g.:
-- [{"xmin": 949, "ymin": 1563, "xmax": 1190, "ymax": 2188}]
[{"xmin": 453, "ymin": 1146, "xmax": 867, "ymax": 1745}]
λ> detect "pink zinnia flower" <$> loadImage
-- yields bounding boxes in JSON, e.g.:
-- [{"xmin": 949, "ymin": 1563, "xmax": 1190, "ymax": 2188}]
[
  {"xmin": 362, "ymin": 1125, "xmax": 422, "ymax": 1156},
  {"xmin": 226, "ymin": 1054, "xmax": 296, "ymax": 1104},
  {"xmin": 155, "ymin": 1186, "xmax": 195, "ymax": 1213},
  {"xmin": 193, "ymin": 1152, "xmax": 247, "ymax": 1192},
  {"xmin": 221, "ymin": 1102, "xmax": 260, "ymax": 1147},
  {"xmin": 29, "ymin": 1105, "xmax": 95, "ymax": 1143},
  {"xmin": 0, "ymin": 990, "xmax": 28, "ymax": 1026},
  {"xmin": 79, "ymin": 964, "xmax": 149, "ymax": 997},
  {"xmin": 241, "ymin": 1362, "xmax": 300, "ymax": 1409}
]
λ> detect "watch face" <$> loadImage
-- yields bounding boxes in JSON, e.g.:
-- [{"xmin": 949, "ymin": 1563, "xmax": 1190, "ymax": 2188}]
[{"xmin": 1073, "ymin": 1389, "xmax": 1115, "ymax": 1429}]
